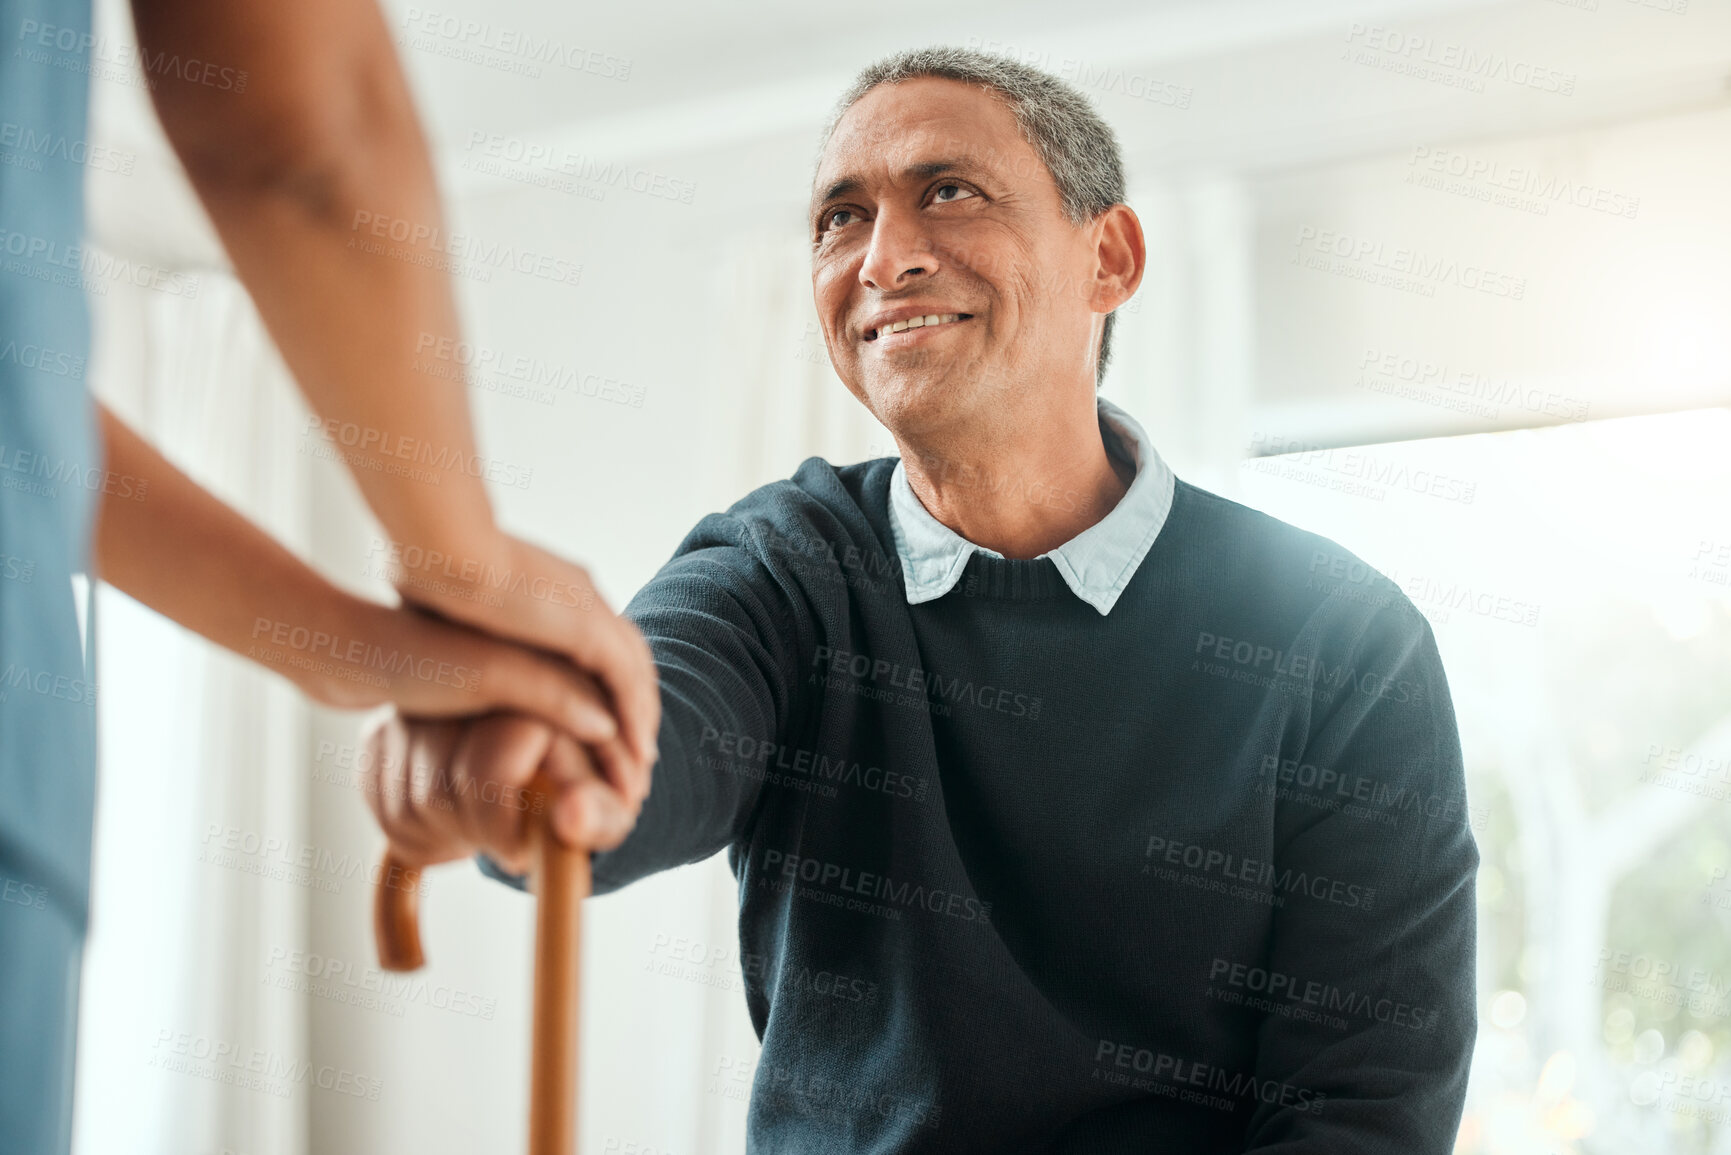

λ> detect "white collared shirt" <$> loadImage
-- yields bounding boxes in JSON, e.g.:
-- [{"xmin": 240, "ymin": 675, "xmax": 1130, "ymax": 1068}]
[{"xmin": 885, "ymin": 398, "xmax": 1177, "ymax": 616}]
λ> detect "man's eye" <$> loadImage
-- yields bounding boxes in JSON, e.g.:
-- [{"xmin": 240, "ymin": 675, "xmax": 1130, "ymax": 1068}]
[
  {"xmin": 932, "ymin": 183, "xmax": 975, "ymax": 204},
  {"xmin": 825, "ymin": 208, "xmax": 857, "ymax": 231}
]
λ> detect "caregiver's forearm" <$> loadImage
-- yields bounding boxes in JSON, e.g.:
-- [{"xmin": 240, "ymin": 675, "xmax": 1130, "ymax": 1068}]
[
  {"xmin": 93, "ymin": 407, "xmax": 367, "ymax": 706},
  {"xmin": 130, "ymin": 0, "xmax": 495, "ymax": 563},
  {"xmin": 92, "ymin": 404, "xmax": 623, "ymax": 742},
  {"xmin": 126, "ymin": 0, "xmax": 667, "ymax": 775}
]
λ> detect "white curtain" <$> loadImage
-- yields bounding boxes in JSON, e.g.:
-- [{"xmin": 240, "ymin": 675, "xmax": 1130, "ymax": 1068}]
[
  {"xmin": 74, "ymin": 268, "xmax": 316, "ymax": 1155},
  {"xmin": 706, "ymin": 231, "xmax": 893, "ymax": 493}
]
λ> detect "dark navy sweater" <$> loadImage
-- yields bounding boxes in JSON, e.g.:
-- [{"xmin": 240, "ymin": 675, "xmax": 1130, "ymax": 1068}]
[{"xmin": 487, "ymin": 457, "xmax": 1478, "ymax": 1153}]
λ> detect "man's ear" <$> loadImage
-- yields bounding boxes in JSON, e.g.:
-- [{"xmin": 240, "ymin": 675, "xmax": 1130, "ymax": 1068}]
[{"xmin": 1091, "ymin": 203, "xmax": 1146, "ymax": 315}]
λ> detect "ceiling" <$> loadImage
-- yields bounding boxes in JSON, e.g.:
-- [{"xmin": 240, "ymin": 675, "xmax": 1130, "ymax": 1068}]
[
  {"xmin": 406, "ymin": 0, "xmax": 1731, "ymax": 194},
  {"xmin": 86, "ymin": 0, "xmax": 1731, "ymax": 261}
]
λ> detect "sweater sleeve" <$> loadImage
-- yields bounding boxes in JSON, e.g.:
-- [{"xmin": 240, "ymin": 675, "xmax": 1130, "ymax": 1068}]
[
  {"xmin": 1240, "ymin": 607, "xmax": 1479, "ymax": 1154},
  {"xmin": 479, "ymin": 513, "xmax": 812, "ymax": 896}
]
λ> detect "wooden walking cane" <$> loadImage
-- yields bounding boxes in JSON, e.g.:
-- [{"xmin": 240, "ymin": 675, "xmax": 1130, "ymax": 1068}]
[{"xmin": 374, "ymin": 771, "xmax": 590, "ymax": 1154}]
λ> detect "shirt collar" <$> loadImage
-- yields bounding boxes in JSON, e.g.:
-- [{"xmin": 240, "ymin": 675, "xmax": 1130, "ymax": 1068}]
[{"xmin": 886, "ymin": 397, "xmax": 1176, "ymax": 616}]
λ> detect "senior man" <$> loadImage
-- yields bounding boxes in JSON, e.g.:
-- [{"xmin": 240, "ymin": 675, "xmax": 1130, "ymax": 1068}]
[{"xmin": 370, "ymin": 48, "xmax": 1478, "ymax": 1154}]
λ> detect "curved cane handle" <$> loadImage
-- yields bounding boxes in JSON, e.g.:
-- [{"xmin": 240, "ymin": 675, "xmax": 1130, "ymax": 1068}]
[{"xmin": 374, "ymin": 849, "xmax": 425, "ymax": 972}]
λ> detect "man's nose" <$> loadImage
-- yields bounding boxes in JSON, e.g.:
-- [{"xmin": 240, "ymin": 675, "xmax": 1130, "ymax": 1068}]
[{"xmin": 858, "ymin": 207, "xmax": 939, "ymax": 290}]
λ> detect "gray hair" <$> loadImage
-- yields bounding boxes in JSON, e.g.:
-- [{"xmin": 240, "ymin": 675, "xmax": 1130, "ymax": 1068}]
[{"xmin": 820, "ymin": 46, "xmax": 1129, "ymax": 385}]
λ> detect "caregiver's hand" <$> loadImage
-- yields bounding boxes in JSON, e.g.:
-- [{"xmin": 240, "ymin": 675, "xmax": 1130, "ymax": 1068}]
[
  {"xmin": 93, "ymin": 406, "xmax": 624, "ymax": 747},
  {"xmin": 363, "ymin": 712, "xmax": 645, "ymax": 876},
  {"xmin": 385, "ymin": 530, "xmax": 660, "ymax": 798},
  {"xmin": 269, "ymin": 598, "xmax": 624, "ymax": 747}
]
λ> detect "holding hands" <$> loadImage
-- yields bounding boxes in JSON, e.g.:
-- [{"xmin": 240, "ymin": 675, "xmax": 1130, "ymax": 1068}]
[
  {"xmin": 364, "ymin": 529, "xmax": 661, "ymax": 870},
  {"xmin": 95, "ymin": 408, "xmax": 656, "ymax": 860},
  {"xmin": 382, "ymin": 529, "xmax": 661, "ymax": 787}
]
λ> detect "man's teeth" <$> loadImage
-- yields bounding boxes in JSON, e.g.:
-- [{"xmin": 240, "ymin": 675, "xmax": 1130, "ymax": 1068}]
[{"xmin": 879, "ymin": 313, "xmax": 962, "ymax": 337}]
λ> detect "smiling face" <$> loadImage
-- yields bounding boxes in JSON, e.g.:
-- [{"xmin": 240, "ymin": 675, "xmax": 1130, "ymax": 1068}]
[{"xmin": 810, "ymin": 77, "xmax": 1138, "ymax": 444}]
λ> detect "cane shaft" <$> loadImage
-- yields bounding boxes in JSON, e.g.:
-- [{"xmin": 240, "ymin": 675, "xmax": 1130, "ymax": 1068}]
[{"xmin": 529, "ymin": 820, "xmax": 589, "ymax": 1154}]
